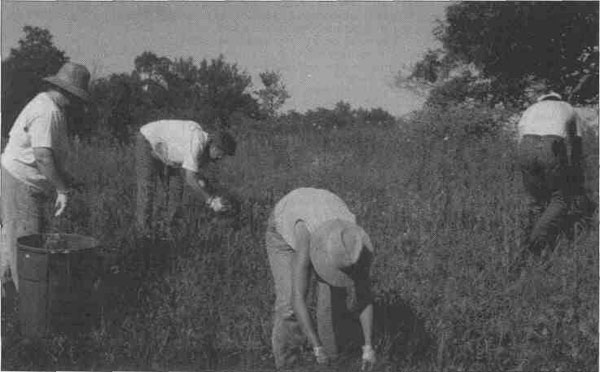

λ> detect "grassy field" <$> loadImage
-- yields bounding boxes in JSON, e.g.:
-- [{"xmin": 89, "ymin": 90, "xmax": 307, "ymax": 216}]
[{"xmin": 1, "ymin": 105, "xmax": 598, "ymax": 371}]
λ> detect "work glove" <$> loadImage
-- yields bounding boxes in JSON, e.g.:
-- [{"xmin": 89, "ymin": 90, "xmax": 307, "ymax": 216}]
[
  {"xmin": 313, "ymin": 346, "xmax": 329, "ymax": 365},
  {"xmin": 207, "ymin": 196, "xmax": 225, "ymax": 212},
  {"xmin": 55, "ymin": 192, "xmax": 69, "ymax": 217},
  {"xmin": 361, "ymin": 345, "xmax": 376, "ymax": 371}
]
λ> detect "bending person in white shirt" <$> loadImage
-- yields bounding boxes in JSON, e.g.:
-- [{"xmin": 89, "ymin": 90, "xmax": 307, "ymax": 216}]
[
  {"xmin": 135, "ymin": 119, "xmax": 237, "ymax": 237},
  {"xmin": 517, "ymin": 92, "xmax": 594, "ymax": 257}
]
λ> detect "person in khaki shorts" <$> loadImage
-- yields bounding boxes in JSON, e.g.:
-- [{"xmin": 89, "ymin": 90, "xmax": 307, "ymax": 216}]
[
  {"xmin": 1, "ymin": 62, "xmax": 90, "ymax": 294},
  {"xmin": 135, "ymin": 119, "xmax": 236, "ymax": 237},
  {"xmin": 517, "ymin": 92, "xmax": 594, "ymax": 257},
  {"xmin": 266, "ymin": 187, "xmax": 376, "ymax": 370}
]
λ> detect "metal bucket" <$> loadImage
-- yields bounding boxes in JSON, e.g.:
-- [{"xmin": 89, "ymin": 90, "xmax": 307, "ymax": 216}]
[{"xmin": 17, "ymin": 233, "xmax": 103, "ymax": 338}]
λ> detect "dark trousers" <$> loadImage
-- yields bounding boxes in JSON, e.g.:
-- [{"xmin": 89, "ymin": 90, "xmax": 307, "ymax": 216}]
[
  {"xmin": 518, "ymin": 135, "xmax": 572, "ymax": 255},
  {"xmin": 135, "ymin": 133, "xmax": 185, "ymax": 237}
]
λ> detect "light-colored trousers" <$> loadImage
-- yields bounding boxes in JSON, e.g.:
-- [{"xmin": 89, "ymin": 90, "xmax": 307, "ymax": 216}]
[
  {"xmin": 1, "ymin": 167, "xmax": 48, "ymax": 291},
  {"xmin": 266, "ymin": 215, "xmax": 351, "ymax": 369}
]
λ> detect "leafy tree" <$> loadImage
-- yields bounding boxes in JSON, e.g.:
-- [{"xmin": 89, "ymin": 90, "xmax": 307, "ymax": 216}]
[
  {"xmin": 356, "ymin": 107, "xmax": 396, "ymax": 126},
  {"xmin": 134, "ymin": 51, "xmax": 171, "ymax": 91},
  {"xmin": 255, "ymin": 70, "xmax": 290, "ymax": 118},
  {"xmin": 90, "ymin": 73, "xmax": 142, "ymax": 142},
  {"xmin": 398, "ymin": 3, "xmax": 599, "ymax": 106},
  {"xmin": 93, "ymin": 51, "xmax": 261, "ymax": 140},
  {"xmin": 2, "ymin": 26, "xmax": 69, "ymax": 136},
  {"xmin": 197, "ymin": 55, "xmax": 258, "ymax": 126}
]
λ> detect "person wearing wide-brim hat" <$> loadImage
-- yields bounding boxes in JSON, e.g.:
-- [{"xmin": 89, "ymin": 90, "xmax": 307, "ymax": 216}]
[
  {"xmin": 265, "ymin": 187, "xmax": 376, "ymax": 370},
  {"xmin": 1, "ymin": 62, "xmax": 91, "ymax": 294}
]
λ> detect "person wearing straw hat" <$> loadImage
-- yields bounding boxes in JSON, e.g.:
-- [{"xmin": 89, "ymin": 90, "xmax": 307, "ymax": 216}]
[
  {"xmin": 517, "ymin": 91, "xmax": 595, "ymax": 258},
  {"xmin": 1, "ymin": 62, "xmax": 91, "ymax": 293},
  {"xmin": 135, "ymin": 119, "xmax": 237, "ymax": 237},
  {"xmin": 266, "ymin": 187, "xmax": 376, "ymax": 370}
]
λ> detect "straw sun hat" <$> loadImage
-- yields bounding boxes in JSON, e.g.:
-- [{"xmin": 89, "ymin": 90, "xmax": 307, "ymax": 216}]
[
  {"xmin": 309, "ymin": 219, "xmax": 374, "ymax": 288},
  {"xmin": 43, "ymin": 62, "xmax": 91, "ymax": 102}
]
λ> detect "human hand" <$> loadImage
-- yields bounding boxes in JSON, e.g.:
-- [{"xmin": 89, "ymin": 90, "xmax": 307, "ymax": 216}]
[
  {"xmin": 207, "ymin": 196, "xmax": 225, "ymax": 212},
  {"xmin": 361, "ymin": 345, "xmax": 376, "ymax": 371},
  {"xmin": 54, "ymin": 192, "xmax": 69, "ymax": 217},
  {"xmin": 313, "ymin": 346, "xmax": 328, "ymax": 365}
]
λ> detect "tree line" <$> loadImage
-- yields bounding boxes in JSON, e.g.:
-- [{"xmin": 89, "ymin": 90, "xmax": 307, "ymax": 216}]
[
  {"xmin": 1, "ymin": 26, "xmax": 396, "ymax": 142},
  {"xmin": 3, "ymin": 4, "xmax": 598, "ymax": 140}
]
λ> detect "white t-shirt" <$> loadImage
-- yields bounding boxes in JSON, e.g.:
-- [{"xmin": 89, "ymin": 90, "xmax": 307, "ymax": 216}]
[
  {"xmin": 517, "ymin": 100, "xmax": 583, "ymax": 141},
  {"xmin": 1, "ymin": 92, "xmax": 68, "ymax": 192},
  {"xmin": 140, "ymin": 120, "xmax": 209, "ymax": 172},
  {"xmin": 273, "ymin": 188, "xmax": 356, "ymax": 249}
]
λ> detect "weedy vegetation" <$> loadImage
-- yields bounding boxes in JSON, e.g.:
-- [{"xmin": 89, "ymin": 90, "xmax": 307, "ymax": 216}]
[{"xmin": 2, "ymin": 104, "xmax": 598, "ymax": 372}]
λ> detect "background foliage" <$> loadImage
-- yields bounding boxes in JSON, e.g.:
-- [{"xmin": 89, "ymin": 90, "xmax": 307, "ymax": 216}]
[{"xmin": 396, "ymin": 2, "xmax": 599, "ymax": 108}]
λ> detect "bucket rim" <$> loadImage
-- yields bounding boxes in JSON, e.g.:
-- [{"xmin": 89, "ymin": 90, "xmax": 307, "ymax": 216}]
[{"xmin": 17, "ymin": 233, "xmax": 101, "ymax": 253}]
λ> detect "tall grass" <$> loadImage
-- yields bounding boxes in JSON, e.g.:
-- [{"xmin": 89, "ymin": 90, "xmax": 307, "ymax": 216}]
[{"xmin": 2, "ymin": 105, "xmax": 598, "ymax": 371}]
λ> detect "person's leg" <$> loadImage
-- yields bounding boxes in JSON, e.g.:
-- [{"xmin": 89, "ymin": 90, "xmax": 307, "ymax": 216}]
[
  {"xmin": 518, "ymin": 137, "xmax": 549, "ymax": 256},
  {"xmin": 167, "ymin": 167, "xmax": 185, "ymax": 235},
  {"xmin": 1, "ymin": 168, "xmax": 46, "ymax": 292},
  {"xmin": 266, "ymin": 216, "xmax": 304, "ymax": 369},
  {"xmin": 567, "ymin": 136, "xmax": 596, "ymax": 232},
  {"xmin": 135, "ymin": 133, "xmax": 157, "ymax": 236},
  {"xmin": 528, "ymin": 137, "xmax": 569, "ymax": 255}
]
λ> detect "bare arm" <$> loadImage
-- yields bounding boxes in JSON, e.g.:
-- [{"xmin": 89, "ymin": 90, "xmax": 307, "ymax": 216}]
[
  {"xmin": 33, "ymin": 147, "xmax": 69, "ymax": 193},
  {"xmin": 292, "ymin": 221, "xmax": 322, "ymax": 349},
  {"xmin": 183, "ymin": 168, "xmax": 212, "ymax": 202},
  {"xmin": 359, "ymin": 303, "xmax": 374, "ymax": 347},
  {"xmin": 566, "ymin": 112, "xmax": 584, "ymax": 166}
]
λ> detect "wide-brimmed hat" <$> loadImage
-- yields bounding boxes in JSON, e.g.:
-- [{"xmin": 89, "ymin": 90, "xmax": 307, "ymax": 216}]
[
  {"xmin": 310, "ymin": 219, "xmax": 374, "ymax": 288},
  {"xmin": 537, "ymin": 92, "xmax": 562, "ymax": 102},
  {"xmin": 43, "ymin": 62, "xmax": 91, "ymax": 102}
]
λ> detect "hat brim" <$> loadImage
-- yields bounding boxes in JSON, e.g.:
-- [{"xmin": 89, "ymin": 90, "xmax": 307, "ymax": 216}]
[
  {"xmin": 311, "ymin": 246, "xmax": 353, "ymax": 287},
  {"xmin": 309, "ymin": 219, "xmax": 373, "ymax": 288},
  {"xmin": 44, "ymin": 76, "xmax": 91, "ymax": 102},
  {"xmin": 537, "ymin": 92, "xmax": 562, "ymax": 102}
]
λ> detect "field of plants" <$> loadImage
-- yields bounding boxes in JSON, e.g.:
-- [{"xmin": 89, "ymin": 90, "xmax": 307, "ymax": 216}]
[{"xmin": 1, "ymin": 104, "xmax": 598, "ymax": 371}]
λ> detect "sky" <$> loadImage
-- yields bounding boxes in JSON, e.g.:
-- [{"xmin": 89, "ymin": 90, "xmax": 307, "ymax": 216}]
[{"xmin": 1, "ymin": 1, "xmax": 448, "ymax": 117}]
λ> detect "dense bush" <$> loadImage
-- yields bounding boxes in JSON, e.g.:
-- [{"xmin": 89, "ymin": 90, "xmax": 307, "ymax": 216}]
[{"xmin": 2, "ymin": 106, "xmax": 598, "ymax": 371}]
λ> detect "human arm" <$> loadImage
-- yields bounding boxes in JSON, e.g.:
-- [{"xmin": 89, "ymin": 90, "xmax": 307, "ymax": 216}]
[
  {"xmin": 183, "ymin": 168, "xmax": 213, "ymax": 203},
  {"xmin": 565, "ymin": 112, "xmax": 586, "ymax": 197},
  {"xmin": 34, "ymin": 147, "xmax": 70, "ymax": 192},
  {"xmin": 359, "ymin": 303, "xmax": 376, "ymax": 370},
  {"xmin": 292, "ymin": 221, "xmax": 326, "ymax": 360},
  {"xmin": 33, "ymin": 147, "xmax": 70, "ymax": 216},
  {"xmin": 359, "ymin": 302, "xmax": 374, "ymax": 348},
  {"xmin": 565, "ymin": 110, "xmax": 584, "ymax": 166}
]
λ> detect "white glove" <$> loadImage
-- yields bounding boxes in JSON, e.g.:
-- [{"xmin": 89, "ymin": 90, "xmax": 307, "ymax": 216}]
[
  {"xmin": 54, "ymin": 192, "xmax": 69, "ymax": 217},
  {"xmin": 361, "ymin": 345, "xmax": 376, "ymax": 371},
  {"xmin": 207, "ymin": 196, "xmax": 225, "ymax": 212},
  {"xmin": 313, "ymin": 346, "xmax": 328, "ymax": 365}
]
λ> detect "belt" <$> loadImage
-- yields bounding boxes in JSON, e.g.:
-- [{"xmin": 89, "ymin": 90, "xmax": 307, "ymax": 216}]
[{"xmin": 522, "ymin": 134, "xmax": 565, "ymax": 141}]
